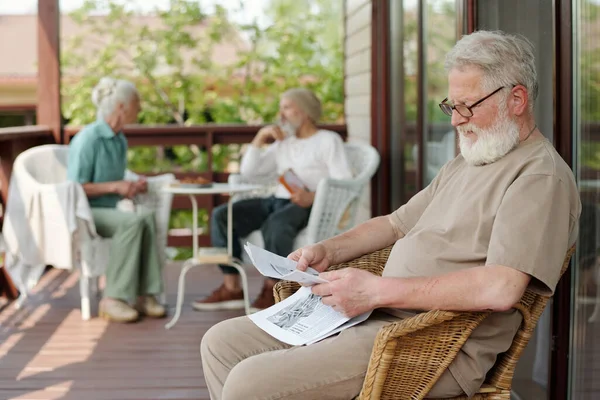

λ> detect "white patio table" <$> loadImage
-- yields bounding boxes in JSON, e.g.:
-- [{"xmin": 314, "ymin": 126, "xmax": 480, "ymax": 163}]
[{"xmin": 163, "ymin": 182, "xmax": 263, "ymax": 329}]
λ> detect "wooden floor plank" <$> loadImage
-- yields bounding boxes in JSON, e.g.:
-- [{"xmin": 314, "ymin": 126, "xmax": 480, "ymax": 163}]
[{"xmin": 0, "ymin": 262, "xmax": 264, "ymax": 400}]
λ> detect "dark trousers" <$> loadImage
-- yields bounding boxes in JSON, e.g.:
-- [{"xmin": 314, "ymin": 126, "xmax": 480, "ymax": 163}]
[{"xmin": 211, "ymin": 196, "xmax": 312, "ymax": 275}]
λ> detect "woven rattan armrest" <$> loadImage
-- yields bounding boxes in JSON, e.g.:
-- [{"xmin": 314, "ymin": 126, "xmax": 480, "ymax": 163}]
[{"xmin": 357, "ymin": 310, "xmax": 489, "ymax": 399}]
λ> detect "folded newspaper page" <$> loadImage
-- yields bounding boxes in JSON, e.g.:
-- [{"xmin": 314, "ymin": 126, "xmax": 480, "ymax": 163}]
[
  {"xmin": 244, "ymin": 242, "xmax": 329, "ymax": 285},
  {"xmin": 249, "ymin": 286, "xmax": 372, "ymax": 346}
]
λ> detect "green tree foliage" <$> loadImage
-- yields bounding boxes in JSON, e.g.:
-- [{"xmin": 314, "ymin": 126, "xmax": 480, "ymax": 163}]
[
  {"xmin": 61, "ymin": 0, "xmax": 343, "ymax": 126},
  {"xmin": 61, "ymin": 0, "xmax": 344, "ymax": 257}
]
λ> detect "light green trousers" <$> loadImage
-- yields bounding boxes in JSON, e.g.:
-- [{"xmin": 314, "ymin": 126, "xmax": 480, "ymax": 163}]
[{"xmin": 91, "ymin": 208, "xmax": 163, "ymax": 302}]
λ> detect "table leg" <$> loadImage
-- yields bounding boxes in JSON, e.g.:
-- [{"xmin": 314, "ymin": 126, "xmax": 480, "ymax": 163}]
[
  {"xmin": 166, "ymin": 195, "xmax": 199, "ymax": 329},
  {"xmin": 190, "ymin": 194, "xmax": 198, "ymax": 259},
  {"xmin": 225, "ymin": 260, "xmax": 251, "ymax": 315},
  {"xmin": 227, "ymin": 199, "xmax": 252, "ymax": 315},
  {"xmin": 165, "ymin": 259, "xmax": 196, "ymax": 329}
]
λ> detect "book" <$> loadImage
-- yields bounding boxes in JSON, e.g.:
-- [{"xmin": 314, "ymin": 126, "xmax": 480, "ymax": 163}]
[
  {"xmin": 244, "ymin": 242, "xmax": 372, "ymax": 346},
  {"xmin": 278, "ymin": 168, "xmax": 307, "ymax": 194}
]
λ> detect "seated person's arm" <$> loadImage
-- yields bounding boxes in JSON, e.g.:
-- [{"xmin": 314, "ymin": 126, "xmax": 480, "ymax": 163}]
[
  {"xmin": 82, "ymin": 181, "xmax": 135, "ymax": 199},
  {"xmin": 374, "ymin": 174, "xmax": 577, "ymax": 313},
  {"xmin": 67, "ymin": 138, "xmax": 136, "ymax": 199},
  {"xmin": 375, "ymin": 265, "xmax": 531, "ymax": 312},
  {"xmin": 239, "ymin": 126, "xmax": 280, "ymax": 178}
]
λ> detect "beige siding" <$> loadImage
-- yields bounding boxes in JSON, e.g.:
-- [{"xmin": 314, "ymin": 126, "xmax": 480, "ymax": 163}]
[
  {"xmin": 345, "ymin": 95, "xmax": 370, "ymax": 119},
  {"xmin": 344, "ymin": 0, "xmax": 373, "ymax": 221},
  {"xmin": 347, "ymin": 0, "xmax": 369, "ymax": 16},
  {"xmin": 345, "ymin": 25, "xmax": 371, "ymax": 57},
  {"xmin": 345, "ymin": 48, "xmax": 370, "ymax": 76},
  {"xmin": 346, "ymin": 118, "xmax": 371, "ymax": 145},
  {"xmin": 346, "ymin": 2, "xmax": 372, "ymax": 36}
]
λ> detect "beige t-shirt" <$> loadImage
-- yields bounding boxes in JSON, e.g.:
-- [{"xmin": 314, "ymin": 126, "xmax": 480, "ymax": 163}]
[{"xmin": 384, "ymin": 136, "xmax": 581, "ymax": 397}]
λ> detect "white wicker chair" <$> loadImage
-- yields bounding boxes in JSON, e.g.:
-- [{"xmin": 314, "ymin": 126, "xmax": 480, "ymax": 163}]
[
  {"xmin": 229, "ymin": 141, "xmax": 380, "ymax": 263},
  {"xmin": 14, "ymin": 144, "xmax": 175, "ymax": 320}
]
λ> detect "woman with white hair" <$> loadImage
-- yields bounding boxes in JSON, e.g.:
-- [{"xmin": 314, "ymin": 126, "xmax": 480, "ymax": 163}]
[{"xmin": 67, "ymin": 77, "xmax": 165, "ymax": 323}]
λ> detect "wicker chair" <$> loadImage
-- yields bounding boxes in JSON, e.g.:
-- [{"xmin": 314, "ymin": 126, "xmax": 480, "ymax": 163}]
[{"xmin": 274, "ymin": 245, "xmax": 575, "ymax": 400}]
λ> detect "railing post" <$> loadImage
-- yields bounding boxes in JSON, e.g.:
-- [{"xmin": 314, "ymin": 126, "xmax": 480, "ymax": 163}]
[{"xmin": 37, "ymin": 0, "xmax": 62, "ymax": 144}]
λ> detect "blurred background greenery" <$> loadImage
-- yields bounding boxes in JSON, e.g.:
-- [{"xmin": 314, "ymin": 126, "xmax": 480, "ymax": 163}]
[{"xmin": 60, "ymin": 0, "xmax": 345, "ymax": 259}]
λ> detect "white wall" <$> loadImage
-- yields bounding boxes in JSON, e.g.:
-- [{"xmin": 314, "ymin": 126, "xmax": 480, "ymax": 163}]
[{"xmin": 345, "ymin": 0, "xmax": 373, "ymax": 222}]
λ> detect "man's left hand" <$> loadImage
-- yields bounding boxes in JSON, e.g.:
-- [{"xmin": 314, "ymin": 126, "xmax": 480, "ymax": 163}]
[
  {"xmin": 290, "ymin": 187, "xmax": 314, "ymax": 208},
  {"xmin": 311, "ymin": 268, "xmax": 380, "ymax": 318}
]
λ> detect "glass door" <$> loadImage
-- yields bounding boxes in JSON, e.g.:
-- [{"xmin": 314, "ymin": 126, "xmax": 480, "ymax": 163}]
[
  {"xmin": 388, "ymin": 0, "xmax": 458, "ymax": 209},
  {"xmin": 570, "ymin": 1, "xmax": 600, "ymax": 399}
]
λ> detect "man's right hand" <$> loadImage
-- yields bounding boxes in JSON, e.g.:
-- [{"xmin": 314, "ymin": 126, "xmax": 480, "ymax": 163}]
[
  {"xmin": 252, "ymin": 125, "xmax": 286, "ymax": 147},
  {"xmin": 288, "ymin": 243, "xmax": 331, "ymax": 273},
  {"xmin": 114, "ymin": 180, "xmax": 137, "ymax": 199}
]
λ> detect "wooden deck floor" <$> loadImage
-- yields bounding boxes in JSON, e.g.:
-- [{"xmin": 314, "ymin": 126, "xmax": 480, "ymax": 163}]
[
  {"xmin": 0, "ymin": 263, "xmax": 265, "ymax": 400},
  {"xmin": 2, "ymin": 263, "xmax": 599, "ymax": 400}
]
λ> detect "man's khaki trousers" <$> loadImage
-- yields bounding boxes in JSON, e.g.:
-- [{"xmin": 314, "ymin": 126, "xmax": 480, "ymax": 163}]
[
  {"xmin": 91, "ymin": 208, "xmax": 162, "ymax": 301},
  {"xmin": 201, "ymin": 312, "xmax": 463, "ymax": 400}
]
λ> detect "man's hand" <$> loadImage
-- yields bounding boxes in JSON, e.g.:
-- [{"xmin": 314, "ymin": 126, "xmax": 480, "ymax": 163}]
[
  {"xmin": 252, "ymin": 125, "xmax": 286, "ymax": 147},
  {"xmin": 288, "ymin": 243, "xmax": 330, "ymax": 273},
  {"xmin": 311, "ymin": 268, "xmax": 380, "ymax": 318},
  {"xmin": 134, "ymin": 176, "xmax": 148, "ymax": 194},
  {"xmin": 290, "ymin": 187, "xmax": 314, "ymax": 208},
  {"xmin": 114, "ymin": 180, "xmax": 137, "ymax": 199}
]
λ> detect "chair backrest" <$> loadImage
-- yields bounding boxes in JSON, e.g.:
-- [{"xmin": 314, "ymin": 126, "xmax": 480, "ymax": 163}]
[
  {"xmin": 306, "ymin": 141, "xmax": 380, "ymax": 243},
  {"xmin": 14, "ymin": 144, "xmax": 70, "ymax": 184},
  {"xmin": 486, "ymin": 245, "xmax": 576, "ymax": 390},
  {"xmin": 345, "ymin": 141, "xmax": 381, "ymax": 183}
]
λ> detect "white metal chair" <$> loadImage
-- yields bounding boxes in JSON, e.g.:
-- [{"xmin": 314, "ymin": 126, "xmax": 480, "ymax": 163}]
[
  {"xmin": 229, "ymin": 140, "xmax": 380, "ymax": 263},
  {"xmin": 12, "ymin": 144, "xmax": 175, "ymax": 320}
]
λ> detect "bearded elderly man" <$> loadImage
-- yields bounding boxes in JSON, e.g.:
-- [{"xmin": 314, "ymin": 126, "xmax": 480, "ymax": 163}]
[
  {"xmin": 200, "ymin": 31, "xmax": 582, "ymax": 399},
  {"xmin": 193, "ymin": 88, "xmax": 352, "ymax": 312}
]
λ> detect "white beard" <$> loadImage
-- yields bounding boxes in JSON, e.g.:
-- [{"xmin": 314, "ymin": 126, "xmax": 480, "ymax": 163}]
[
  {"xmin": 458, "ymin": 111, "xmax": 521, "ymax": 166},
  {"xmin": 278, "ymin": 120, "xmax": 301, "ymax": 138}
]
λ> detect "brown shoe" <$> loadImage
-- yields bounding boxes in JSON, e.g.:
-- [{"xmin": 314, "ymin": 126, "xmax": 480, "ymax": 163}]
[
  {"xmin": 250, "ymin": 280, "xmax": 276, "ymax": 311},
  {"xmin": 136, "ymin": 296, "xmax": 166, "ymax": 318},
  {"xmin": 192, "ymin": 284, "xmax": 245, "ymax": 311}
]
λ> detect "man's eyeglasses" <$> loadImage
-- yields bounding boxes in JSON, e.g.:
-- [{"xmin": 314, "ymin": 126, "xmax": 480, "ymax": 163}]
[{"xmin": 439, "ymin": 86, "xmax": 506, "ymax": 117}]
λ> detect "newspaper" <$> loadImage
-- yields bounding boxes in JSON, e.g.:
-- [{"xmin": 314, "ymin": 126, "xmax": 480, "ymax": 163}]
[
  {"xmin": 249, "ymin": 286, "xmax": 371, "ymax": 346},
  {"xmin": 244, "ymin": 243, "xmax": 372, "ymax": 346},
  {"xmin": 244, "ymin": 242, "xmax": 329, "ymax": 285}
]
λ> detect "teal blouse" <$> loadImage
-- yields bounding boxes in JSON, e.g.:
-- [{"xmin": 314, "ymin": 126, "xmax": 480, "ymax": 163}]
[{"xmin": 67, "ymin": 119, "xmax": 128, "ymax": 208}]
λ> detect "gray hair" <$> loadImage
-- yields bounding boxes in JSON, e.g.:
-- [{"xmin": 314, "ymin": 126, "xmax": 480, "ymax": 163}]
[
  {"xmin": 92, "ymin": 77, "xmax": 139, "ymax": 120},
  {"xmin": 445, "ymin": 30, "xmax": 538, "ymax": 111}
]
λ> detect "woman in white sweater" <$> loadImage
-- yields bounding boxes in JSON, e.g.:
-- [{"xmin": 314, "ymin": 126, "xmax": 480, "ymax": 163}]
[{"xmin": 193, "ymin": 88, "xmax": 353, "ymax": 311}]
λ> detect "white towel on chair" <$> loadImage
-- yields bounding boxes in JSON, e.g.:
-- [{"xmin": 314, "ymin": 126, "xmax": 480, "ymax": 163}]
[{"xmin": 3, "ymin": 171, "xmax": 96, "ymax": 294}]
